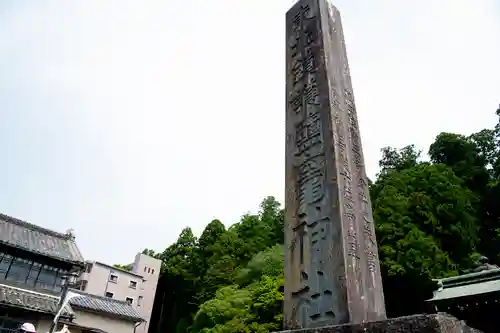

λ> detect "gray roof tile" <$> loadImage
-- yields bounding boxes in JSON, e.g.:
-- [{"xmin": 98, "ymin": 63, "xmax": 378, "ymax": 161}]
[
  {"xmin": 69, "ymin": 289, "xmax": 144, "ymax": 322},
  {"xmin": 0, "ymin": 213, "xmax": 84, "ymax": 264},
  {"xmin": 0, "ymin": 283, "xmax": 74, "ymax": 317}
]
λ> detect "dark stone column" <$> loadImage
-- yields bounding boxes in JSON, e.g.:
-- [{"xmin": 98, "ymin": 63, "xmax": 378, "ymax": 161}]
[{"xmin": 285, "ymin": 0, "xmax": 385, "ymax": 329}]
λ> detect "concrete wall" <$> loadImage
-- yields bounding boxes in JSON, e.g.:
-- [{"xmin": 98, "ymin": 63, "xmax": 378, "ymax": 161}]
[
  {"xmin": 36, "ymin": 311, "xmax": 136, "ymax": 333},
  {"xmin": 131, "ymin": 253, "xmax": 161, "ymax": 333},
  {"xmin": 73, "ymin": 310, "xmax": 136, "ymax": 333},
  {"xmin": 77, "ymin": 253, "xmax": 161, "ymax": 333},
  {"xmin": 35, "ymin": 318, "xmax": 52, "ymax": 333},
  {"xmin": 36, "ymin": 319, "xmax": 82, "ymax": 333},
  {"xmin": 80, "ymin": 262, "xmax": 143, "ymax": 306}
]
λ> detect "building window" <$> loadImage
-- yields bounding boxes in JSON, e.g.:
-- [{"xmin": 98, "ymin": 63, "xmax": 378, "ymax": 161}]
[
  {"xmin": 109, "ymin": 274, "xmax": 118, "ymax": 283},
  {"xmin": 144, "ymin": 266, "xmax": 147, "ymax": 272},
  {"xmin": 138, "ymin": 296, "xmax": 143, "ymax": 306},
  {"xmin": 151, "ymin": 269, "xmax": 155, "ymax": 274},
  {"xmin": 54, "ymin": 271, "xmax": 64, "ymax": 290},
  {"xmin": 105, "ymin": 292, "xmax": 114, "ymax": 298},
  {"xmin": 35, "ymin": 266, "xmax": 61, "ymax": 291},
  {"xmin": 80, "ymin": 280, "xmax": 88, "ymax": 291},
  {"xmin": 148, "ymin": 268, "xmax": 151, "ymax": 273},
  {"xmin": 0, "ymin": 254, "xmax": 13, "ymax": 278},
  {"xmin": 26, "ymin": 262, "xmax": 42, "ymax": 287},
  {"xmin": 6, "ymin": 258, "xmax": 32, "ymax": 283},
  {"xmin": 129, "ymin": 280, "xmax": 137, "ymax": 289},
  {"xmin": 0, "ymin": 316, "xmax": 24, "ymax": 332},
  {"xmin": 0, "ymin": 253, "xmax": 65, "ymax": 292},
  {"xmin": 85, "ymin": 263, "xmax": 93, "ymax": 273},
  {"xmin": 126, "ymin": 297, "xmax": 133, "ymax": 305}
]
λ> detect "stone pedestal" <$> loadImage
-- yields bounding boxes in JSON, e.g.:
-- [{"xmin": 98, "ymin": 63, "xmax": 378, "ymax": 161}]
[{"xmin": 276, "ymin": 314, "xmax": 481, "ymax": 333}]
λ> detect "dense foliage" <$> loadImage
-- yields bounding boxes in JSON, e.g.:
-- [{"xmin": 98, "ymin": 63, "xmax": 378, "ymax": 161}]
[
  {"xmin": 113, "ymin": 263, "xmax": 132, "ymax": 271},
  {"xmin": 119, "ymin": 107, "xmax": 500, "ymax": 333}
]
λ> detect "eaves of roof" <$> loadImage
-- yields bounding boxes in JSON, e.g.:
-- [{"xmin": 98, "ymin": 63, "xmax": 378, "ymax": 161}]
[
  {"xmin": 0, "ymin": 283, "xmax": 74, "ymax": 317},
  {"xmin": 69, "ymin": 289, "xmax": 144, "ymax": 322},
  {"xmin": 0, "ymin": 213, "xmax": 85, "ymax": 266},
  {"xmin": 428, "ymin": 268, "xmax": 500, "ymax": 302}
]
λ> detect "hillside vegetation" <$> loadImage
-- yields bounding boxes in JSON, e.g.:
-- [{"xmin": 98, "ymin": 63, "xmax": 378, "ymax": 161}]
[{"xmin": 122, "ymin": 108, "xmax": 500, "ymax": 333}]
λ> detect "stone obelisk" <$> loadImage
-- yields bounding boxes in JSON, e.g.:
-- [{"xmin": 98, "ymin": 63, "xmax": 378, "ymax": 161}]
[{"xmin": 284, "ymin": 0, "xmax": 386, "ymax": 329}]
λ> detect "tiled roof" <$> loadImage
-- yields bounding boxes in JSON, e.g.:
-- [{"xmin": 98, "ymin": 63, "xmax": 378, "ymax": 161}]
[
  {"xmin": 69, "ymin": 289, "xmax": 144, "ymax": 322},
  {"xmin": 428, "ymin": 268, "xmax": 500, "ymax": 302},
  {"xmin": 0, "ymin": 213, "xmax": 84, "ymax": 264},
  {"xmin": 0, "ymin": 283, "xmax": 74, "ymax": 317}
]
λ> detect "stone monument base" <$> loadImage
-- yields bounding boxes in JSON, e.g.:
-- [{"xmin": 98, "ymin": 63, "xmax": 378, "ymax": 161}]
[{"xmin": 277, "ymin": 313, "xmax": 481, "ymax": 333}]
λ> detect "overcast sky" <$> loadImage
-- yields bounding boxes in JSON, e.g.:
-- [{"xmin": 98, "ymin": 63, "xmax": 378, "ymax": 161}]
[{"xmin": 1, "ymin": 0, "xmax": 499, "ymax": 265}]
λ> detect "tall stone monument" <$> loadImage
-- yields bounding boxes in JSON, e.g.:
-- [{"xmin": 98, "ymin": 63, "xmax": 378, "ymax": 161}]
[
  {"xmin": 283, "ymin": 1, "xmax": 483, "ymax": 333},
  {"xmin": 284, "ymin": 0, "xmax": 386, "ymax": 329}
]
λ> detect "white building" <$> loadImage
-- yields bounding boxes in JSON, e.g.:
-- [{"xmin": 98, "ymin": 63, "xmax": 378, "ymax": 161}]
[{"xmin": 76, "ymin": 253, "xmax": 161, "ymax": 333}]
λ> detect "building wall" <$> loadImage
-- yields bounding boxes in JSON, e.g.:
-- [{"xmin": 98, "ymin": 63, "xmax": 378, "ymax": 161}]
[
  {"xmin": 36, "ymin": 312, "xmax": 136, "ymax": 333},
  {"xmin": 80, "ymin": 262, "xmax": 143, "ymax": 306},
  {"xmin": 131, "ymin": 253, "xmax": 161, "ymax": 333},
  {"xmin": 77, "ymin": 253, "xmax": 161, "ymax": 333},
  {"xmin": 73, "ymin": 310, "xmax": 136, "ymax": 333},
  {"xmin": 35, "ymin": 310, "xmax": 137, "ymax": 333},
  {"xmin": 36, "ymin": 318, "xmax": 73, "ymax": 333},
  {"xmin": 36, "ymin": 318, "xmax": 53, "ymax": 333}
]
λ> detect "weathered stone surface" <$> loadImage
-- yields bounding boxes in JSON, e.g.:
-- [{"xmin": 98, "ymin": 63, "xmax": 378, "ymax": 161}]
[
  {"xmin": 284, "ymin": 0, "xmax": 385, "ymax": 329},
  {"xmin": 276, "ymin": 313, "xmax": 482, "ymax": 333}
]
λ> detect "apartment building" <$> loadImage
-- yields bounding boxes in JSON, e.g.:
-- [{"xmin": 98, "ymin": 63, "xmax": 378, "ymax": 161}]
[
  {"xmin": 0, "ymin": 213, "xmax": 144, "ymax": 333},
  {"xmin": 77, "ymin": 253, "xmax": 161, "ymax": 333}
]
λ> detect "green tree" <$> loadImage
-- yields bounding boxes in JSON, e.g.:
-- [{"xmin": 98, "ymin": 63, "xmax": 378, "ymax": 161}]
[
  {"xmin": 236, "ymin": 245, "xmax": 284, "ymax": 286},
  {"xmin": 429, "ymin": 132, "xmax": 490, "ymax": 194},
  {"xmin": 371, "ymin": 163, "xmax": 480, "ymax": 316},
  {"xmin": 199, "ymin": 255, "xmax": 239, "ymax": 303},
  {"xmin": 142, "ymin": 248, "xmax": 157, "ymax": 257},
  {"xmin": 378, "ymin": 144, "xmax": 422, "ymax": 174},
  {"xmin": 196, "ymin": 220, "xmax": 229, "ymax": 303},
  {"xmin": 469, "ymin": 128, "xmax": 499, "ymax": 172},
  {"xmin": 192, "ymin": 285, "xmax": 253, "ymax": 332},
  {"xmin": 192, "ymin": 250, "xmax": 284, "ymax": 333},
  {"xmin": 198, "ymin": 220, "xmax": 226, "ymax": 260},
  {"xmin": 233, "ymin": 214, "xmax": 272, "ymax": 262},
  {"xmin": 151, "ymin": 105, "xmax": 500, "ymax": 331},
  {"xmin": 151, "ymin": 195, "xmax": 286, "ymax": 333},
  {"xmin": 259, "ymin": 197, "xmax": 284, "ymax": 245},
  {"xmin": 249, "ymin": 275, "xmax": 284, "ymax": 331},
  {"xmin": 372, "ymin": 163, "xmax": 479, "ymax": 270},
  {"xmin": 157, "ymin": 228, "xmax": 200, "ymax": 333},
  {"xmin": 113, "ymin": 263, "xmax": 132, "ymax": 271},
  {"xmin": 428, "ymin": 126, "xmax": 500, "ymax": 263}
]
